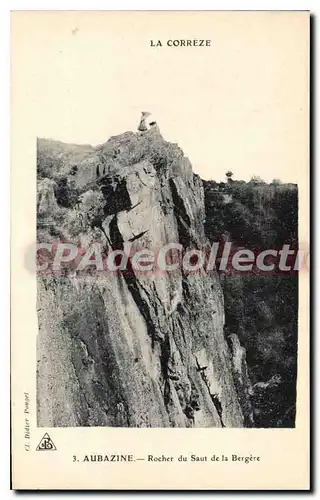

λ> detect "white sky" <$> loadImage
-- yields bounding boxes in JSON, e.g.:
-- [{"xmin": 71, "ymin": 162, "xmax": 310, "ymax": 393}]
[{"xmin": 13, "ymin": 11, "xmax": 309, "ymax": 182}]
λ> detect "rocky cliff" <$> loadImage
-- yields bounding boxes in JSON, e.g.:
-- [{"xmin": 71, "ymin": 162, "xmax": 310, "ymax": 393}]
[{"xmin": 37, "ymin": 130, "xmax": 250, "ymax": 428}]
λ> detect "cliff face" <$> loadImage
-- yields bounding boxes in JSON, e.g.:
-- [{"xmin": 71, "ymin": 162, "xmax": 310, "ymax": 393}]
[{"xmin": 37, "ymin": 130, "xmax": 247, "ymax": 428}]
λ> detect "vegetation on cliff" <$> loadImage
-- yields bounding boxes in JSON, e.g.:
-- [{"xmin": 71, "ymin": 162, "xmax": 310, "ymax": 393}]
[{"xmin": 203, "ymin": 176, "xmax": 298, "ymax": 427}]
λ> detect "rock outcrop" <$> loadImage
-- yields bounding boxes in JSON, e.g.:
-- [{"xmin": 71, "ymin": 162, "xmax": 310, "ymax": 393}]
[
  {"xmin": 228, "ymin": 334, "xmax": 254, "ymax": 427},
  {"xmin": 37, "ymin": 130, "xmax": 250, "ymax": 427}
]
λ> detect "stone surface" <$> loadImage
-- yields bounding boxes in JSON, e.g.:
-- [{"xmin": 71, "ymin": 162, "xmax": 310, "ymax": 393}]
[{"xmin": 37, "ymin": 130, "xmax": 250, "ymax": 428}]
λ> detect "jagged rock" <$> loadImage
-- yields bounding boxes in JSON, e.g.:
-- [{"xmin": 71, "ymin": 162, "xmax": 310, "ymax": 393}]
[
  {"xmin": 253, "ymin": 374, "xmax": 282, "ymax": 392},
  {"xmin": 228, "ymin": 334, "xmax": 254, "ymax": 426},
  {"xmin": 37, "ymin": 131, "xmax": 247, "ymax": 428}
]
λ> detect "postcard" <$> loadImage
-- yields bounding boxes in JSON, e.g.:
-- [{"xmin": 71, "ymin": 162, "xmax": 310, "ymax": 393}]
[{"xmin": 11, "ymin": 10, "xmax": 310, "ymax": 490}]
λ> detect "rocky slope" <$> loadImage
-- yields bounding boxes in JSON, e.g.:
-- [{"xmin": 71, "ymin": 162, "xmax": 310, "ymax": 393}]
[{"xmin": 37, "ymin": 130, "xmax": 251, "ymax": 428}]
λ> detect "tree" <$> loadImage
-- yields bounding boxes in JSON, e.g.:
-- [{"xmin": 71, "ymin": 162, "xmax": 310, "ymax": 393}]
[
  {"xmin": 79, "ymin": 189, "xmax": 105, "ymax": 227},
  {"xmin": 225, "ymin": 171, "xmax": 234, "ymax": 183},
  {"xmin": 54, "ymin": 176, "xmax": 79, "ymax": 208},
  {"xmin": 250, "ymin": 176, "xmax": 265, "ymax": 185}
]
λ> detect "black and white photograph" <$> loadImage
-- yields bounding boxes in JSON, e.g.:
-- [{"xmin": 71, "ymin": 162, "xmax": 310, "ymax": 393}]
[
  {"xmin": 36, "ymin": 114, "xmax": 299, "ymax": 429},
  {"xmin": 11, "ymin": 9, "xmax": 310, "ymax": 490}
]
